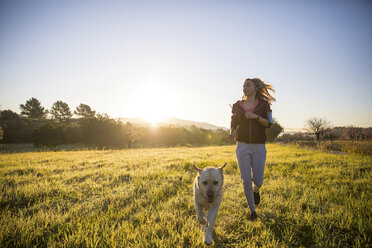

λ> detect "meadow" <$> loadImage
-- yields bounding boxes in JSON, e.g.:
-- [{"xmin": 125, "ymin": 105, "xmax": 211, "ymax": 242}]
[
  {"xmin": 284, "ymin": 140, "xmax": 372, "ymax": 156},
  {"xmin": 0, "ymin": 144, "xmax": 371, "ymax": 247}
]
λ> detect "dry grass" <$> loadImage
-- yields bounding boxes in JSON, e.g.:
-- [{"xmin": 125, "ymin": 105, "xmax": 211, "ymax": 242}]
[{"xmin": 0, "ymin": 144, "xmax": 371, "ymax": 247}]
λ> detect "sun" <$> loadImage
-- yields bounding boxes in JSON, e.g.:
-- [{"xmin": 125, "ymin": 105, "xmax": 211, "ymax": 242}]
[
  {"xmin": 145, "ymin": 112, "xmax": 165, "ymax": 126},
  {"xmin": 126, "ymin": 84, "xmax": 176, "ymax": 125}
]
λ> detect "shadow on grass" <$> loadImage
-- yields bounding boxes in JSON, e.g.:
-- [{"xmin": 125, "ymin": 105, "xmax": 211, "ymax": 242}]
[
  {"xmin": 260, "ymin": 211, "xmax": 316, "ymax": 247},
  {"xmin": 259, "ymin": 210, "xmax": 358, "ymax": 247},
  {"xmin": 212, "ymin": 231, "xmax": 236, "ymax": 248},
  {"xmin": 0, "ymin": 143, "xmax": 110, "ymax": 153}
]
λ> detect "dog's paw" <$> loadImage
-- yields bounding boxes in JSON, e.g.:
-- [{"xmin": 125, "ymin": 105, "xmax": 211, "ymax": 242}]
[{"xmin": 204, "ymin": 235, "xmax": 213, "ymax": 246}]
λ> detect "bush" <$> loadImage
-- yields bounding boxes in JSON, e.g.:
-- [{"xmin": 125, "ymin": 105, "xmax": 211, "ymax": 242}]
[
  {"xmin": 80, "ymin": 115, "xmax": 128, "ymax": 148},
  {"xmin": 339, "ymin": 141, "xmax": 372, "ymax": 156},
  {"xmin": 31, "ymin": 122, "xmax": 67, "ymax": 150},
  {"xmin": 316, "ymin": 140, "xmax": 343, "ymax": 152},
  {"xmin": 276, "ymin": 132, "xmax": 314, "ymax": 143},
  {"xmin": 266, "ymin": 120, "xmax": 284, "ymax": 142}
]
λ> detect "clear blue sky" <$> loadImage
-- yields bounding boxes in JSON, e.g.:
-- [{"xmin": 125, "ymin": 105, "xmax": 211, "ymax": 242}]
[{"xmin": 1, "ymin": 0, "xmax": 371, "ymax": 129}]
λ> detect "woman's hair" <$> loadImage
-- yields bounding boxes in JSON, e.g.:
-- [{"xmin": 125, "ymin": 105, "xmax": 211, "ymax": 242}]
[{"xmin": 243, "ymin": 78, "xmax": 276, "ymax": 105}]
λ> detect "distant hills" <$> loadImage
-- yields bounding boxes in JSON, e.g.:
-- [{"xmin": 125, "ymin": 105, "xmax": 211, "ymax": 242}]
[{"xmin": 117, "ymin": 117, "xmax": 228, "ymax": 130}]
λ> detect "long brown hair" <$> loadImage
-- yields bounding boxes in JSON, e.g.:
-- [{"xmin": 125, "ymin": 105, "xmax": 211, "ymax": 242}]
[{"xmin": 243, "ymin": 78, "xmax": 276, "ymax": 105}]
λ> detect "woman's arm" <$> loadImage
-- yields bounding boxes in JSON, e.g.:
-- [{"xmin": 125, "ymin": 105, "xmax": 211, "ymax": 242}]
[
  {"xmin": 229, "ymin": 102, "xmax": 242, "ymax": 137},
  {"xmin": 257, "ymin": 111, "xmax": 274, "ymax": 127},
  {"xmin": 257, "ymin": 115, "xmax": 270, "ymax": 127},
  {"xmin": 244, "ymin": 112, "xmax": 272, "ymax": 127},
  {"xmin": 228, "ymin": 125, "xmax": 236, "ymax": 142},
  {"xmin": 229, "ymin": 127, "xmax": 236, "ymax": 136}
]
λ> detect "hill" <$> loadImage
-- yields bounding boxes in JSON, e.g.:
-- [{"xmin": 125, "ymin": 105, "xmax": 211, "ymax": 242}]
[{"xmin": 117, "ymin": 117, "xmax": 228, "ymax": 130}]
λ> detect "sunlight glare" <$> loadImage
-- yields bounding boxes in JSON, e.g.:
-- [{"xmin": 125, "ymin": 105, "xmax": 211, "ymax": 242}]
[{"xmin": 126, "ymin": 84, "xmax": 176, "ymax": 125}]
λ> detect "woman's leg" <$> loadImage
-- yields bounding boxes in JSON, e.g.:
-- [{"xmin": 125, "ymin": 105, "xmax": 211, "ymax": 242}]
[
  {"xmin": 251, "ymin": 144, "xmax": 267, "ymax": 192},
  {"xmin": 236, "ymin": 142, "xmax": 255, "ymax": 213}
]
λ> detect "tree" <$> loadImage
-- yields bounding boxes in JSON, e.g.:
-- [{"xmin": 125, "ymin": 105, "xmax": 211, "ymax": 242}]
[
  {"xmin": 343, "ymin": 127, "xmax": 363, "ymax": 141},
  {"xmin": 20, "ymin": 97, "xmax": 48, "ymax": 120},
  {"xmin": 266, "ymin": 119, "xmax": 284, "ymax": 142},
  {"xmin": 80, "ymin": 113, "xmax": 128, "ymax": 148},
  {"xmin": 321, "ymin": 128, "xmax": 341, "ymax": 141},
  {"xmin": 50, "ymin": 101, "xmax": 72, "ymax": 121},
  {"xmin": 31, "ymin": 122, "xmax": 67, "ymax": 151},
  {"xmin": 0, "ymin": 110, "xmax": 20, "ymax": 120},
  {"xmin": 123, "ymin": 122, "xmax": 138, "ymax": 148},
  {"xmin": 276, "ymin": 132, "xmax": 314, "ymax": 143},
  {"xmin": 305, "ymin": 117, "xmax": 330, "ymax": 142},
  {"xmin": 74, "ymin": 104, "xmax": 96, "ymax": 118},
  {"xmin": 0, "ymin": 110, "xmax": 27, "ymax": 143},
  {"xmin": 362, "ymin": 128, "xmax": 372, "ymax": 140}
]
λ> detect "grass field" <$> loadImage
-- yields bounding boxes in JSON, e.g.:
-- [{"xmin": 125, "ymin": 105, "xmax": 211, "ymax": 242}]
[{"xmin": 0, "ymin": 144, "xmax": 371, "ymax": 247}]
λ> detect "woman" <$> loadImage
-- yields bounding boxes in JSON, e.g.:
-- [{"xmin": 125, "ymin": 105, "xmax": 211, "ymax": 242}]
[{"xmin": 228, "ymin": 78, "xmax": 275, "ymax": 221}]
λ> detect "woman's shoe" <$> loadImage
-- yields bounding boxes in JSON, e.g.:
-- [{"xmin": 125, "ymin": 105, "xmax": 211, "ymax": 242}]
[
  {"xmin": 250, "ymin": 211, "xmax": 258, "ymax": 221},
  {"xmin": 254, "ymin": 190, "xmax": 260, "ymax": 205}
]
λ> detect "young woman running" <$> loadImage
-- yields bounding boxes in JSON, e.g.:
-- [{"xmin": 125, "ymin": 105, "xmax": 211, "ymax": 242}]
[{"xmin": 228, "ymin": 78, "xmax": 275, "ymax": 221}]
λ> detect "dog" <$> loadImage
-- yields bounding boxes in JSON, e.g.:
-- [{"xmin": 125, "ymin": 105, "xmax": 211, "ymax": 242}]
[{"xmin": 193, "ymin": 162, "xmax": 227, "ymax": 245}]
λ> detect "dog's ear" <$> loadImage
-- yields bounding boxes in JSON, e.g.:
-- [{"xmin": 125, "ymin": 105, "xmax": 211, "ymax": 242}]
[
  {"xmin": 218, "ymin": 163, "xmax": 227, "ymax": 176},
  {"xmin": 218, "ymin": 163, "xmax": 227, "ymax": 180},
  {"xmin": 193, "ymin": 164, "xmax": 203, "ymax": 173},
  {"xmin": 218, "ymin": 162, "xmax": 227, "ymax": 171}
]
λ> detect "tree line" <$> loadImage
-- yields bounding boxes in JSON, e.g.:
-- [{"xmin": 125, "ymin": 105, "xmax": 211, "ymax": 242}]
[
  {"xmin": 277, "ymin": 117, "xmax": 372, "ymax": 143},
  {"xmin": 0, "ymin": 98, "xmax": 284, "ymax": 150}
]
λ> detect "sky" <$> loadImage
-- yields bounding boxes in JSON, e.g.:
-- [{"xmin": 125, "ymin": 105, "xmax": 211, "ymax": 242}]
[{"xmin": 0, "ymin": 0, "xmax": 371, "ymax": 129}]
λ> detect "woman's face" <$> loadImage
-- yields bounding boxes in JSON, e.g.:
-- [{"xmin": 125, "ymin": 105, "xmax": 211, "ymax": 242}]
[{"xmin": 243, "ymin": 80, "xmax": 256, "ymax": 96}]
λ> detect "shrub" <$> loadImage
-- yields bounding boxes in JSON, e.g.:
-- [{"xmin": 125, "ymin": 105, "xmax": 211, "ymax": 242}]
[
  {"xmin": 80, "ymin": 115, "xmax": 128, "ymax": 148},
  {"xmin": 340, "ymin": 141, "xmax": 372, "ymax": 156},
  {"xmin": 266, "ymin": 119, "xmax": 284, "ymax": 142},
  {"xmin": 31, "ymin": 122, "xmax": 67, "ymax": 150}
]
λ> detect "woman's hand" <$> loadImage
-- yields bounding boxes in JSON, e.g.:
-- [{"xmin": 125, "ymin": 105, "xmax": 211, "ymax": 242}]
[{"xmin": 244, "ymin": 112, "xmax": 258, "ymax": 119}]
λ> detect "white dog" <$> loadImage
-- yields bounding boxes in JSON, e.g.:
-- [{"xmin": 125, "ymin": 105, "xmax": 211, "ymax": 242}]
[{"xmin": 193, "ymin": 162, "xmax": 227, "ymax": 245}]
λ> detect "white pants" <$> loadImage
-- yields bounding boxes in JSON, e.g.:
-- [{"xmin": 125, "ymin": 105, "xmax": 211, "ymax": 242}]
[{"xmin": 236, "ymin": 142, "xmax": 267, "ymax": 212}]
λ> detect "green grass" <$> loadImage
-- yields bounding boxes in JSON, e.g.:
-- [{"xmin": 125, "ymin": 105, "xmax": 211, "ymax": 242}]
[
  {"xmin": 283, "ymin": 140, "xmax": 372, "ymax": 156},
  {"xmin": 0, "ymin": 144, "xmax": 371, "ymax": 247}
]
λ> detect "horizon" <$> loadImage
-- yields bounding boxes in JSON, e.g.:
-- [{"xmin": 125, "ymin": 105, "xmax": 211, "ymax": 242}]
[
  {"xmin": 1, "ymin": 0, "xmax": 372, "ymax": 130},
  {"xmin": 1, "ymin": 105, "xmax": 370, "ymax": 131}
]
